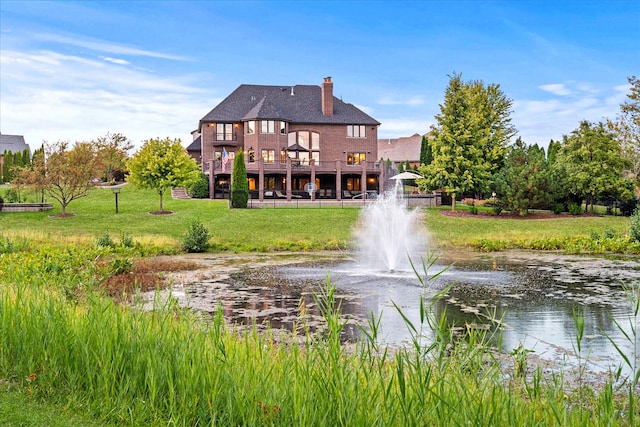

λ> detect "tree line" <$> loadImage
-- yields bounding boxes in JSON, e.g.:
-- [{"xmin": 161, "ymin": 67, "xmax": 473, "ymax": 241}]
[
  {"xmin": 417, "ymin": 74, "xmax": 639, "ymax": 215},
  {"xmin": 4, "ymin": 135, "xmax": 202, "ymax": 215}
]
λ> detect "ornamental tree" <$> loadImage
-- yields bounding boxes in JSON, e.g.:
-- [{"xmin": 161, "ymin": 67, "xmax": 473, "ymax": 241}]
[
  {"xmin": 556, "ymin": 120, "xmax": 631, "ymax": 212},
  {"xmin": 231, "ymin": 150, "xmax": 248, "ymax": 208},
  {"xmin": 93, "ymin": 132, "xmax": 133, "ymax": 182},
  {"xmin": 126, "ymin": 137, "xmax": 200, "ymax": 213},
  {"xmin": 420, "ymin": 73, "xmax": 515, "ymax": 211},
  {"xmin": 15, "ymin": 141, "xmax": 99, "ymax": 216}
]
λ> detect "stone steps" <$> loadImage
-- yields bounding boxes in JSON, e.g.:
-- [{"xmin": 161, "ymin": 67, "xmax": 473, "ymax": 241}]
[{"xmin": 171, "ymin": 187, "xmax": 191, "ymax": 199}]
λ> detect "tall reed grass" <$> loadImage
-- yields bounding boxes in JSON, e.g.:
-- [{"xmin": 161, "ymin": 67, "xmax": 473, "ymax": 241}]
[{"xmin": 1, "ymin": 245, "xmax": 638, "ymax": 425}]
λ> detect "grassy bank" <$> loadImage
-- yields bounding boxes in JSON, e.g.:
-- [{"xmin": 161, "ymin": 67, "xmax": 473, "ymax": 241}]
[
  {"xmin": 1, "ymin": 247, "xmax": 638, "ymax": 426},
  {"xmin": 1, "ymin": 186, "xmax": 637, "ymax": 254},
  {"xmin": 423, "ymin": 206, "xmax": 638, "ymax": 253}
]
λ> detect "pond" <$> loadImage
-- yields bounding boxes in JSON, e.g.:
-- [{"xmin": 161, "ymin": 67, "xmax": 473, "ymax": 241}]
[{"xmin": 155, "ymin": 250, "xmax": 639, "ymax": 379}]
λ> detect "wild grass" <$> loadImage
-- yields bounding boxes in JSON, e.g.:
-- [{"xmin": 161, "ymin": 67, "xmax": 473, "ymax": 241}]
[
  {"xmin": 423, "ymin": 206, "xmax": 637, "ymax": 253},
  {"xmin": 1, "ymin": 246, "xmax": 638, "ymax": 426}
]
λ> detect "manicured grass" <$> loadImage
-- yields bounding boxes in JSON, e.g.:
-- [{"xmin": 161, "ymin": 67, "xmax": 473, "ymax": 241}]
[
  {"xmin": 0, "ymin": 186, "xmax": 360, "ymax": 252},
  {"xmin": 1, "ymin": 186, "xmax": 636, "ymax": 253}
]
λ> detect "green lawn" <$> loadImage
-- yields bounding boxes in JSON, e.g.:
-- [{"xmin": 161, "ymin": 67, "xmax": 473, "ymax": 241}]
[
  {"xmin": 0, "ymin": 186, "xmax": 361, "ymax": 252},
  {"xmin": 1, "ymin": 185, "xmax": 636, "ymax": 253}
]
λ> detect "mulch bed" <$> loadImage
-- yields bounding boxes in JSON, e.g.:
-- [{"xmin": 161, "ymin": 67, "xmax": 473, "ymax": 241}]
[{"xmin": 440, "ymin": 210, "xmax": 600, "ymax": 220}]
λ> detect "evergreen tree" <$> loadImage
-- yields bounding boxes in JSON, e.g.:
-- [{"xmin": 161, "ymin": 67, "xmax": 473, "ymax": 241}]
[
  {"xmin": 4, "ymin": 151, "xmax": 14, "ymax": 182},
  {"xmin": 547, "ymin": 139, "xmax": 561, "ymax": 165},
  {"xmin": 495, "ymin": 138, "xmax": 552, "ymax": 215},
  {"xmin": 419, "ymin": 135, "xmax": 433, "ymax": 166},
  {"xmin": 231, "ymin": 150, "xmax": 248, "ymax": 208},
  {"xmin": 22, "ymin": 149, "xmax": 31, "ymax": 167},
  {"xmin": 421, "ymin": 72, "xmax": 515, "ymax": 211}
]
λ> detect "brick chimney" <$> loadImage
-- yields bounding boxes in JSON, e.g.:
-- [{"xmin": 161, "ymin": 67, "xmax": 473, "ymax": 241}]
[{"xmin": 321, "ymin": 76, "xmax": 333, "ymax": 116}]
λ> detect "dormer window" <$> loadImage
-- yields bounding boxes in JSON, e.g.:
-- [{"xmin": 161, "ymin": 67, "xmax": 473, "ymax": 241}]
[{"xmin": 347, "ymin": 125, "xmax": 366, "ymax": 138}]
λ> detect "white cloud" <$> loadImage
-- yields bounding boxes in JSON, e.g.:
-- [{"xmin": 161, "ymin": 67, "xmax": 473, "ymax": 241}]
[
  {"xmin": 378, "ymin": 118, "xmax": 432, "ymax": 139},
  {"xmin": 100, "ymin": 56, "xmax": 130, "ymax": 65},
  {"xmin": 512, "ymin": 83, "xmax": 625, "ymax": 147},
  {"xmin": 0, "ymin": 49, "xmax": 213, "ymax": 149},
  {"xmin": 33, "ymin": 32, "xmax": 190, "ymax": 61},
  {"xmin": 539, "ymin": 84, "xmax": 571, "ymax": 96}
]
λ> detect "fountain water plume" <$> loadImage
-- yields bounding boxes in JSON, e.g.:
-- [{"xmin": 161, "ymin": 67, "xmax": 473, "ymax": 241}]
[{"xmin": 356, "ymin": 181, "xmax": 427, "ymax": 272}]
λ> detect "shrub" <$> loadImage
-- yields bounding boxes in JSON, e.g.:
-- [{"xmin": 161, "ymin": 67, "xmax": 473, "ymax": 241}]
[
  {"xmin": 182, "ymin": 220, "xmax": 210, "ymax": 253},
  {"xmin": 568, "ymin": 202, "xmax": 582, "ymax": 215},
  {"xmin": 603, "ymin": 227, "xmax": 616, "ymax": 239},
  {"xmin": 469, "ymin": 205, "xmax": 478, "ymax": 215},
  {"xmin": 188, "ymin": 172, "xmax": 209, "ymax": 199},
  {"xmin": 120, "ymin": 232, "xmax": 135, "ymax": 248},
  {"xmin": 108, "ymin": 257, "xmax": 133, "ymax": 275},
  {"xmin": 96, "ymin": 233, "xmax": 116, "ymax": 248},
  {"xmin": 552, "ymin": 203, "xmax": 564, "ymax": 214},
  {"xmin": 630, "ymin": 209, "xmax": 640, "ymax": 242}
]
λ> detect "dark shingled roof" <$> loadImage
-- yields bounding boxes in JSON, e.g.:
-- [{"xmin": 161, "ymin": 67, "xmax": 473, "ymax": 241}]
[
  {"xmin": 0, "ymin": 134, "xmax": 30, "ymax": 154},
  {"xmin": 200, "ymin": 84, "xmax": 380, "ymax": 128},
  {"xmin": 186, "ymin": 136, "xmax": 201, "ymax": 151}
]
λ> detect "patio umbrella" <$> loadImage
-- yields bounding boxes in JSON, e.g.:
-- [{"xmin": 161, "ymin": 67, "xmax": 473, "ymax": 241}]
[{"xmin": 389, "ymin": 171, "xmax": 423, "ymax": 180}]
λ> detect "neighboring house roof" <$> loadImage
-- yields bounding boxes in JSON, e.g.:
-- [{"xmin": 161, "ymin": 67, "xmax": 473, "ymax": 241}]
[
  {"xmin": 200, "ymin": 84, "xmax": 380, "ymax": 127},
  {"xmin": 378, "ymin": 133, "xmax": 425, "ymax": 162},
  {"xmin": 187, "ymin": 136, "xmax": 201, "ymax": 152},
  {"xmin": 0, "ymin": 134, "xmax": 30, "ymax": 154}
]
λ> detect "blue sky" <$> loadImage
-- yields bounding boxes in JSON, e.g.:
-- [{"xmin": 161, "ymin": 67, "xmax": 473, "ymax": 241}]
[{"xmin": 1, "ymin": 1, "xmax": 638, "ymax": 150}]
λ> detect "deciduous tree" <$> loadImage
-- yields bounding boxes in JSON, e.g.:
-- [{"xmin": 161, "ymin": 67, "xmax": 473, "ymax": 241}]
[
  {"xmin": 420, "ymin": 73, "xmax": 515, "ymax": 211},
  {"xmin": 94, "ymin": 132, "xmax": 133, "ymax": 182},
  {"xmin": 19, "ymin": 142, "xmax": 96, "ymax": 216},
  {"xmin": 557, "ymin": 121, "xmax": 631, "ymax": 212},
  {"xmin": 127, "ymin": 137, "xmax": 200, "ymax": 213},
  {"xmin": 607, "ymin": 76, "xmax": 640, "ymax": 186}
]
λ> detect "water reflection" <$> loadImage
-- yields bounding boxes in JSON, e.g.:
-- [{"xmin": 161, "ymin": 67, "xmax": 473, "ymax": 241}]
[{"xmin": 175, "ymin": 251, "xmax": 639, "ymax": 375}]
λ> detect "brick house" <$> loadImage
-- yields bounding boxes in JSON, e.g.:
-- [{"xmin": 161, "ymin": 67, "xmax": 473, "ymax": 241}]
[
  {"xmin": 193, "ymin": 77, "xmax": 383, "ymax": 200},
  {"xmin": 378, "ymin": 133, "xmax": 427, "ymax": 169}
]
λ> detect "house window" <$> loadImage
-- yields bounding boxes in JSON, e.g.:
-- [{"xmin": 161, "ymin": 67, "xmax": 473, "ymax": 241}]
[
  {"xmin": 346, "ymin": 152, "xmax": 366, "ymax": 165},
  {"xmin": 280, "ymin": 121, "xmax": 286, "ymax": 134},
  {"xmin": 246, "ymin": 121, "xmax": 255, "ymax": 134},
  {"xmin": 311, "ymin": 132, "xmax": 320, "ymax": 149},
  {"xmin": 346, "ymin": 178, "xmax": 361, "ymax": 191},
  {"xmin": 311, "ymin": 151, "xmax": 320, "ymax": 165},
  {"xmin": 216, "ymin": 123, "xmax": 234, "ymax": 140},
  {"xmin": 265, "ymin": 176, "xmax": 276, "ymax": 190},
  {"xmin": 248, "ymin": 150, "xmax": 256, "ymax": 163},
  {"xmin": 280, "ymin": 149, "xmax": 287, "ymax": 163},
  {"xmin": 261, "ymin": 149, "xmax": 275, "ymax": 163},
  {"xmin": 347, "ymin": 125, "xmax": 366, "ymax": 138},
  {"xmin": 261, "ymin": 120, "xmax": 275, "ymax": 134},
  {"xmin": 297, "ymin": 131, "xmax": 309, "ymax": 149}
]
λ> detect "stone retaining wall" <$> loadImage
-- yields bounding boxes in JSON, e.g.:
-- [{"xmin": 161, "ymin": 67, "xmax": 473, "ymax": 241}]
[{"xmin": 0, "ymin": 203, "xmax": 54, "ymax": 212}]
